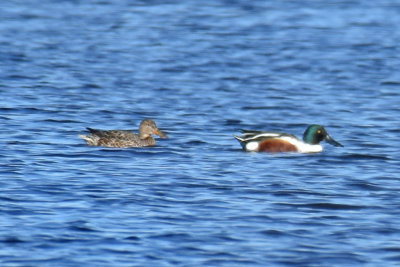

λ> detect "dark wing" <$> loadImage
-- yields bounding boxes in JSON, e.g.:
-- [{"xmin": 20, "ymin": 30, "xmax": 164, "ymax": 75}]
[
  {"xmin": 86, "ymin": 128, "xmax": 137, "ymax": 139},
  {"xmin": 238, "ymin": 130, "xmax": 299, "ymax": 142}
]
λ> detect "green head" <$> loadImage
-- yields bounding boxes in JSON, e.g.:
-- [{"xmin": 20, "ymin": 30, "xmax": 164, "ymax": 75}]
[{"xmin": 303, "ymin": 125, "xmax": 343, "ymax": 147}]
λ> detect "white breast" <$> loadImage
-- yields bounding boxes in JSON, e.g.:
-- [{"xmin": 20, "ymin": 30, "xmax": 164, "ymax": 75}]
[
  {"xmin": 278, "ymin": 136, "xmax": 323, "ymax": 153},
  {"xmin": 296, "ymin": 142, "xmax": 323, "ymax": 153}
]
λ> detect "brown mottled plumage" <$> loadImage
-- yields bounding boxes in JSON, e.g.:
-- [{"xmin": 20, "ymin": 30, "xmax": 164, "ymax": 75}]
[{"xmin": 79, "ymin": 119, "xmax": 167, "ymax": 148}]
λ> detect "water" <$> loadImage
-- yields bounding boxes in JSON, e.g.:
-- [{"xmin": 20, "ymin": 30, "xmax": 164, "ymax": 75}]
[{"xmin": 1, "ymin": 0, "xmax": 400, "ymax": 266}]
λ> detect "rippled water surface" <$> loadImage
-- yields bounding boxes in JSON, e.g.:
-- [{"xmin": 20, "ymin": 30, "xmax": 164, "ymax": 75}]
[{"xmin": 1, "ymin": 0, "xmax": 400, "ymax": 266}]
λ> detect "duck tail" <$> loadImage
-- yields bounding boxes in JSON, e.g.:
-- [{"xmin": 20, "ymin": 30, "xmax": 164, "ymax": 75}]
[
  {"xmin": 234, "ymin": 135, "xmax": 245, "ymax": 142},
  {"xmin": 86, "ymin": 127, "xmax": 101, "ymax": 134},
  {"xmin": 79, "ymin": 134, "xmax": 99, "ymax": 146}
]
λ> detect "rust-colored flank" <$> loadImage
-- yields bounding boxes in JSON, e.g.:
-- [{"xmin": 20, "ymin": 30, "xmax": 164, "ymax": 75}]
[{"xmin": 258, "ymin": 139, "xmax": 299, "ymax": 153}]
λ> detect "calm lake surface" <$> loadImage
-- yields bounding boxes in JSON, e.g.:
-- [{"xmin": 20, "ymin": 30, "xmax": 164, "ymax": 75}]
[{"xmin": 1, "ymin": 0, "xmax": 400, "ymax": 266}]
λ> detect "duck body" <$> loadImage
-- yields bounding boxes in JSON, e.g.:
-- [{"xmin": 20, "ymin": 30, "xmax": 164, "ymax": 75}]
[
  {"xmin": 79, "ymin": 119, "xmax": 167, "ymax": 148},
  {"xmin": 235, "ymin": 125, "xmax": 343, "ymax": 153},
  {"xmin": 81, "ymin": 128, "xmax": 156, "ymax": 148}
]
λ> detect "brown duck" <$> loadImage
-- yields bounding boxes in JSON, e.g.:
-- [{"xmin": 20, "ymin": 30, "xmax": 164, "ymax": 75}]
[{"xmin": 79, "ymin": 119, "xmax": 167, "ymax": 148}]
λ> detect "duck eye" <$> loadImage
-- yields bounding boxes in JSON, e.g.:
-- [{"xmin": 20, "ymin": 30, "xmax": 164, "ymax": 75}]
[{"xmin": 317, "ymin": 130, "xmax": 321, "ymax": 134}]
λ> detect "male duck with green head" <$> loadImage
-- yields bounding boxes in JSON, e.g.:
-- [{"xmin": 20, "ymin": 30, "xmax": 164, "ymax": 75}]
[{"xmin": 235, "ymin": 124, "xmax": 343, "ymax": 153}]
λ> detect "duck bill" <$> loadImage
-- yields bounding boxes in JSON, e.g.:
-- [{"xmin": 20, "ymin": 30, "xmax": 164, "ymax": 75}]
[
  {"xmin": 325, "ymin": 135, "xmax": 343, "ymax": 147},
  {"xmin": 153, "ymin": 129, "xmax": 168, "ymax": 138}
]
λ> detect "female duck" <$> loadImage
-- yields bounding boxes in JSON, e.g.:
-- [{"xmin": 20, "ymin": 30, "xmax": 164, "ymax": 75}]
[
  {"xmin": 235, "ymin": 124, "xmax": 343, "ymax": 153},
  {"xmin": 80, "ymin": 119, "xmax": 167, "ymax": 148}
]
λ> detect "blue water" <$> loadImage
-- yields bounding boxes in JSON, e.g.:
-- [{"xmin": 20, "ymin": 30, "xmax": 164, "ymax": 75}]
[{"xmin": 1, "ymin": 0, "xmax": 400, "ymax": 266}]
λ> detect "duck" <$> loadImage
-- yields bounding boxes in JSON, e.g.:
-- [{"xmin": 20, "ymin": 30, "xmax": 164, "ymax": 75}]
[
  {"xmin": 234, "ymin": 124, "xmax": 343, "ymax": 153},
  {"xmin": 79, "ymin": 119, "xmax": 167, "ymax": 148}
]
